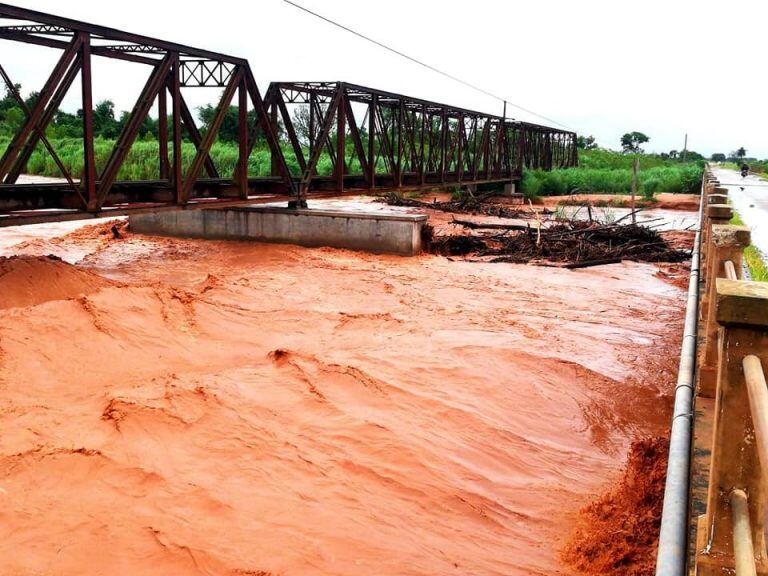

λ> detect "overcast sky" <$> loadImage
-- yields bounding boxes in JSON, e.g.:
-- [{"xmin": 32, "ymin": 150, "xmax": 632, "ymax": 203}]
[{"xmin": 2, "ymin": 0, "xmax": 767, "ymax": 157}]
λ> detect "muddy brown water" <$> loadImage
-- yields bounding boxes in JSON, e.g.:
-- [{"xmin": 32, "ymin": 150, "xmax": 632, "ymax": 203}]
[{"xmin": 0, "ymin": 205, "xmax": 687, "ymax": 574}]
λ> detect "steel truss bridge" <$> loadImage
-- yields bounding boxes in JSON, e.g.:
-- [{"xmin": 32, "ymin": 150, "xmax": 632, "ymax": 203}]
[{"xmin": 0, "ymin": 4, "xmax": 577, "ymax": 226}]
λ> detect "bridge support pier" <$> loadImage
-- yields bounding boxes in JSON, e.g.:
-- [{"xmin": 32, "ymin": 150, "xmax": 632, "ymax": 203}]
[{"xmin": 129, "ymin": 205, "xmax": 429, "ymax": 256}]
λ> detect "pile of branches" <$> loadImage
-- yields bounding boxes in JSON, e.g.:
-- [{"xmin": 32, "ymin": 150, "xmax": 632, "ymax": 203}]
[
  {"xmin": 482, "ymin": 220, "xmax": 689, "ymax": 267},
  {"xmin": 382, "ymin": 191, "xmax": 546, "ymax": 219},
  {"xmin": 425, "ymin": 216, "xmax": 689, "ymax": 267},
  {"xmin": 430, "ymin": 234, "xmax": 488, "ymax": 256}
]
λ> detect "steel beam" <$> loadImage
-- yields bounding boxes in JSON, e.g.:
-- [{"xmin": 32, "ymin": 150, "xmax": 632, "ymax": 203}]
[
  {"xmin": 80, "ymin": 33, "xmax": 97, "ymax": 209},
  {"xmin": 0, "ymin": 34, "xmax": 82, "ymax": 180},
  {"xmin": 96, "ymin": 55, "xmax": 174, "ymax": 206},
  {"xmin": 181, "ymin": 67, "xmax": 242, "ymax": 202}
]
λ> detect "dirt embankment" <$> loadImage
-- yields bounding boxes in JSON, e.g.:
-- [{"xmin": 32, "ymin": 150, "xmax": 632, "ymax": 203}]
[
  {"xmin": 402, "ymin": 190, "xmax": 700, "ymax": 212},
  {"xmin": 0, "ymin": 254, "xmax": 113, "ymax": 309},
  {"xmin": 562, "ymin": 437, "xmax": 669, "ymax": 576},
  {"xmin": 541, "ymin": 193, "xmax": 700, "ymax": 211},
  {"xmin": 0, "ymin": 220, "xmax": 686, "ymax": 575}
]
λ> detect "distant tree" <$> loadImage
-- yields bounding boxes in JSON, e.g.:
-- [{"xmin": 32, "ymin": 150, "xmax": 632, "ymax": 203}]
[
  {"xmin": 620, "ymin": 131, "xmax": 649, "ymax": 154},
  {"xmin": 577, "ymin": 135, "xmax": 598, "ymax": 150},
  {"xmin": 2, "ymin": 106, "xmax": 23, "ymax": 134},
  {"xmin": 660, "ymin": 152, "xmax": 670, "ymax": 160},
  {"xmin": 92, "ymin": 100, "xmax": 120, "ymax": 139},
  {"xmin": 711, "ymin": 153, "xmax": 726, "ymax": 162},
  {"xmin": 116, "ymin": 110, "xmax": 158, "ymax": 140},
  {"xmin": 669, "ymin": 149, "xmax": 679, "ymax": 159},
  {"xmin": 51, "ymin": 109, "xmax": 82, "ymax": 138},
  {"xmin": 291, "ymin": 105, "xmax": 311, "ymax": 146},
  {"xmin": 24, "ymin": 90, "xmax": 40, "ymax": 109},
  {"xmin": 199, "ymin": 103, "xmax": 239, "ymax": 143},
  {"xmin": 0, "ymin": 83, "xmax": 24, "ymax": 136},
  {"xmin": 198, "ymin": 104, "xmax": 271, "ymax": 144},
  {"xmin": 0, "ymin": 83, "xmax": 21, "ymax": 112},
  {"xmin": 736, "ymin": 147, "xmax": 747, "ymax": 159}
]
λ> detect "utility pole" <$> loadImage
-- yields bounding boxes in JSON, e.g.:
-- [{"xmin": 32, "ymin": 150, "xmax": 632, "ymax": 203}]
[
  {"xmin": 631, "ymin": 155, "xmax": 639, "ymax": 224},
  {"xmin": 682, "ymin": 133, "xmax": 688, "ymax": 163}
]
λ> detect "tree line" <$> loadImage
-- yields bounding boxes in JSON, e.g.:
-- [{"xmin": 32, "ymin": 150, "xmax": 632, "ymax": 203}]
[
  {"xmin": 0, "ymin": 84, "xmax": 276, "ymax": 144},
  {"xmin": 577, "ymin": 131, "xmax": 705, "ymax": 162}
]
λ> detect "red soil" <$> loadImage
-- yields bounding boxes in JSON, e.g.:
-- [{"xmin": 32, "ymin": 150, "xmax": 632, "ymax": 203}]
[
  {"xmin": 0, "ymin": 222, "xmax": 685, "ymax": 575},
  {"xmin": 561, "ymin": 437, "xmax": 670, "ymax": 576},
  {"xmin": 0, "ymin": 254, "xmax": 113, "ymax": 309}
]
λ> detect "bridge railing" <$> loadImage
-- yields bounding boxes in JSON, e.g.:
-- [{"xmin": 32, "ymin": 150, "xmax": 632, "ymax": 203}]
[{"xmin": 694, "ymin": 168, "xmax": 768, "ymax": 576}]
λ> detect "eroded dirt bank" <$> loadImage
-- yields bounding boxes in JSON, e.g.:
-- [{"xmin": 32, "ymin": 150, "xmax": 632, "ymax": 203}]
[{"xmin": 0, "ymin": 221, "xmax": 686, "ymax": 575}]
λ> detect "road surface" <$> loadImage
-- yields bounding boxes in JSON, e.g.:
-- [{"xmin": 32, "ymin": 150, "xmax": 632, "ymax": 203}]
[{"xmin": 713, "ymin": 167, "xmax": 768, "ymax": 259}]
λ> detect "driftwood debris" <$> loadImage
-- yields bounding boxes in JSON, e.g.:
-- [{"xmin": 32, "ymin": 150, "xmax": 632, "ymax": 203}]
[
  {"xmin": 383, "ymin": 192, "xmax": 550, "ymax": 219},
  {"xmin": 425, "ymin": 218, "xmax": 689, "ymax": 266},
  {"xmin": 390, "ymin": 191, "xmax": 689, "ymax": 268},
  {"xmin": 479, "ymin": 220, "xmax": 689, "ymax": 265},
  {"xmin": 451, "ymin": 218, "xmax": 530, "ymax": 231}
]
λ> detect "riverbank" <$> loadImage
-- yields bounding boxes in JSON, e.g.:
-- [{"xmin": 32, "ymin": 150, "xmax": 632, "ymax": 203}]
[{"xmin": 540, "ymin": 193, "xmax": 700, "ymax": 212}]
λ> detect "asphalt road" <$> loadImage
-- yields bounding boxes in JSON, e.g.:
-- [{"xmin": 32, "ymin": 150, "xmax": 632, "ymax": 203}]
[{"xmin": 713, "ymin": 167, "xmax": 768, "ymax": 258}]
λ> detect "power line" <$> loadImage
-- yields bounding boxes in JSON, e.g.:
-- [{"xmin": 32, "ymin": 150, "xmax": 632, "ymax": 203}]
[{"xmin": 282, "ymin": 0, "xmax": 573, "ymax": 131}]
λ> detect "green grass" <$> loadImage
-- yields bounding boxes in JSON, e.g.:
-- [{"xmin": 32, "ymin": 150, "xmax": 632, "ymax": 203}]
[
  {"xmin": 0, "ymin": 136, "xmax": 344, "ymax": 180},
  {"xmin": 519, "ymin": 149, "xmax": 704, "ymax": 199},
  {"xmin": 6, "ymin": 137, "xmax": 705, "ymax": 205},
  {"xmin": 730, "ymin": 212, "xmax": 768, "ymax": 281}
]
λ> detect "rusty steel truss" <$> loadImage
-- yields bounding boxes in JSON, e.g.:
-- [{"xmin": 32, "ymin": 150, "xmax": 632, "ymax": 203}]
[
  {"xmin": 264, "ymin": 82, "xmax": 577, "ymax": 196},
  {"xmin": 0, "ymin": 4, "xmax": 577, "ymax": 226}
]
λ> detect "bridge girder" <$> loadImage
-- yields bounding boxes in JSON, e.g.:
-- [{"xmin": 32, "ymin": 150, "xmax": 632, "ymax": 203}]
[{"xmin": 0, "ymin": 3, "xmax": 577, "ymax": 227}]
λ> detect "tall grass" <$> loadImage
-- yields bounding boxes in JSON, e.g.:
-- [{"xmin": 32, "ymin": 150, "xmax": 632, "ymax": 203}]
[
  {"xmin": 576, "ymin": 148, "xmax": 690, "ymax": 170},
  {"xmin": 731, "ymin": 211, "xmax": 768, "ymax": 282},
  {"xmin": 520, "ymin": 149, "xmax": 704, "ymax": 198},
  {"xmin": 0, "ymin": 136, "xmax": 317, "ymax": 180},
  {"xmin": 5, "ymin": 136, "xmax": 705, "ymax": 200}
]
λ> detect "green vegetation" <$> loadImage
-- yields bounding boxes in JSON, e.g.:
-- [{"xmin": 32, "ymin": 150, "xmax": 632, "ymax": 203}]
[
  {"xmin": 0, "ymin": 86, "xmax": 705, "ymax": 198},
  {"xmin": 0, "ymin": 135, "xmax": 352, "ymax": 180},
  {"xmin": 0, "ymin": 84, "xmax": 308, "ymax": 179},
  {"xmin": 710, "ymin": 148, "xmax": 768, "ymax": 175},
  {"xmin": 620, "ymin": 131, "xmax": 649, "ymax": 154},
  {"xmin": 0, "ymin": 83, "xmax": 474, "ymax": 182},
  {"xmin": 730, "ymin": 212, "xmax": 768, "ymax": 282},
  {"xmin": 521, "ymin": 148, "xmax": 704, "ymax": 198}
]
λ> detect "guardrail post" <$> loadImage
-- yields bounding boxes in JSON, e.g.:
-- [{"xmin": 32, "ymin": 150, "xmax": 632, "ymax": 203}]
[
  {"xmin": 701, "ymin": 204, "xmax": 733, "ymax": 281},
  {"xmin": 698, "ymin": 225, "xmax": 751, "ymax": 397},
  {"xmin": 695, "ymin": 279, "xmax": 768, "ymax": 575},
  {"xmin": 708, "ymin": 193, "xmax": 728, "ymax": 206}
]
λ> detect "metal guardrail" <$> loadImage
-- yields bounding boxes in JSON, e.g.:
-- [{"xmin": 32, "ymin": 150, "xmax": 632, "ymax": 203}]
[{"xmin": 691, "ymin": 167, "xmax": 768, "ymax": 576}]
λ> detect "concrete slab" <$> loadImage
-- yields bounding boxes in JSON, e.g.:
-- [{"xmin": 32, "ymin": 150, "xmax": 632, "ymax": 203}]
[{"xmin": 129, "ymin": 205, "xmax": 429, "ymax": 256}]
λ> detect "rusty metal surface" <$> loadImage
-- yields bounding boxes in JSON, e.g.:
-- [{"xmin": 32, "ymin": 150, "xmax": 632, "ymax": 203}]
[
  {"xmin": 0, "ymin": 4, "xmax": 577, "ymax": 226},
  {"xmin": 266, "ymin": 81, "xmax": 577, "ymax": 197}
]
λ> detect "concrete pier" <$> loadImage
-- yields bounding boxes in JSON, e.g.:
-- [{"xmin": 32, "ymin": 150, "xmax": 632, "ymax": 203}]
[{"xmin": 129, "ymin": 205, "xmax": 429, "ymax": 256}]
